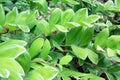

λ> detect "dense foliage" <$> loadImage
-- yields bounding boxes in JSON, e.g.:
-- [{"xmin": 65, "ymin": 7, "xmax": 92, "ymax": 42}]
[{"xmin": 0, "ymin": 0, "xmax": 120, "ymax": 80}]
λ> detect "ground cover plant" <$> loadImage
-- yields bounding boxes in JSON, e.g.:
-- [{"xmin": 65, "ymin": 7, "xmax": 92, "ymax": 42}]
[{"xmin": 0, "ymin": 0, "xmax": 120, "ymax": 80}]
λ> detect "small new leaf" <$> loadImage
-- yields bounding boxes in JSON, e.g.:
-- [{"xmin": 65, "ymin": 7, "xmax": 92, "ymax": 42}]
[{"xmin": 60, "ymin": 55, "xmax": 73, "ymax": 65}]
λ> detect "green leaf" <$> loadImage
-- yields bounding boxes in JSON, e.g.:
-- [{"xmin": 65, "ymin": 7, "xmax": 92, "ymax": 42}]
[
  {"xmin": 71, "ymin": 45, "xmax": 88, "ymax": 60},
  {"xmin": 0, "ymin": 44, "xmax": 26, "ymax": 59},
  {"xmin": 0, "ymin": 58, "xmax": 24, "ymax": 79},
  {"xmin": 73, "ymin": 8, "xmax": 88, "ymax": 23},
  {"xmin": 37, "ymin": 19, "xmax": 50, "ymax": 35},
  {"xmin": 65, "ymin": 22, "xmax": 80, "ymax": 28},
  {"xmin": 25, "ymin": 70, "xmax": 44, "ymax": 80},
  {"xmin": 61, "ymin": 68, "xmax": 104, "ymax": 80},
  {"xmin": 115, "ymin": 0, "xmax": 120, "ymax": 6},
  {"xmin": 0, "ymin": 4, "xmax": 5, "ymax": 25},
  {"xmin": 86, "ymin": 48, "xmax": 98, "ymax": 64},
  {"xmin": 5, "ymin": 7, "xmax": 18, "ymax": 24},
  {"xmin": 61, "ymin": 9, "xmax": 74, "ymax": 25},
  {"xmin": 52, "ymin": 0, "xmax": 58, "ymax": 5},
  {"xmin": 51, "ymin": 40, "xmax": 63, "ymax": 51},
  {"xmin": 55, "ymin": 25, "xmax": 68, "ymax": 32},
  {"xmin": 65, "ymin": 0, "xmax": 79, "ymax": 5},
  {"xmin": 66, "ymin": 27, "xmax": 82, "ymax": 45},
  {"xmin": 29, "ymin": 38, "xmax": 44, "ymax": 59},
  {"xmin": 26, "ymin": 10, "xmax": 39, "ymax": 28},
  {"xmin": 86, "ymin": 15, "xmax": 100, "ymax": 24},
  {"xmin": 0, "ymin": 25, "xmax": 5, "ymax": 33},
  {"xmin": 81, "ymin": 74, "xmax": 104, "ymax": 80},
  {"xmin": 15, "ymin": 11, "xmax": 30, "ymax": 32},
  {"xmin": 25, "ymin": 64, "xmax": 58, "ymax": 80},
  {"xmin": 49, "ymin": 8, "xmax": 62, "ymax": 30},
  {"xmin": 82, "ymin": 0, "xmax": 95, "ymax": 5},
  {"xmin": 32, "ymin": 0, "xmax": 48, "ymax": 13},
  {"xmin": 16, "ymin": 11, "xmax": 29, "ymax": 23},
  {"xmin": 96, "ymin": 2, "xmax": 105, "ymax": 12},
  {"xmin": 40, "ymin": 39, "xmax": 51, "ymax": 59},
  {"xmin": 94, "ymin": 28, "xmax": 109, "ymax": 48},
  {"xmin": 51, "ymin": 32, "xmax": 65, "ymax": 44},
  {"xmin": 114, "ymin": 71, "xmax": 120, "ymax": 79},
  {"xmin": 0, "ymin": 39, "xmax": 27, "ymax": 46},
  {"xmin": 107, "ymin": 64, "xmax": 120, "ymax": 73},
  {"xmin": 16, "ymin": 52, "xmax": 31, "ymax": 73},
  {"xmin": 107, "ymin": 48, "xmax": 116, "ymax": 57},
  {"xmin": 72, "ymin": 45, "xmax": 98, "ymax": 64},
  {"xmin": 60, "ymin": 68, "xmax": 86, "ymax": 77},
  {"xmin": 0, "ymin": 68, "xmax": 9, "ymax": 78},
  {"xmin": 18, "ymin": 25, "xmax": 30, "ymax": 32},
  {"xmin": 79, "ymin": 27, "xmax": 94, "ymax": 46},
  {"xmin": 60, "ymin": 55, "xmax": 73, "ymax": 65},
  {"xmin": 62, "ymin": 76, "xmax": 71, "ymax": 80},
  {"xmin": 105, "ymin": 72, "xmax": 115, "ymax": 80},
  {"xmin": 104, "ymin": 0, "xmax": 114, "ymax": 11},
  {"xmin": 107, "ymin": 35, "xmax": 120, "ymax": 49}
]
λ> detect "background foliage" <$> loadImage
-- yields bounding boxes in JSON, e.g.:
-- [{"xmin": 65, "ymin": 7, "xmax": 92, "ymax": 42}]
[{"xmin": 0, "ymin": 0, "xmax": 120, "ymax": 80}]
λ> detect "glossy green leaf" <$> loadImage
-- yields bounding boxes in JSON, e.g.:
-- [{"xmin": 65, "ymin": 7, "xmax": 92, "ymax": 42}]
[
  {"xmin": 72, "ymin": 45, "xmax": 88, "ymax": 60},
  {"xmin": 113, "ymin": 71, "xmax": 120, "ymax": 79},
  {"xmin": 25, "ymin": 63, "xmax": 58, "ymax": 80},
  {"xmin": 25, "ymin": 70, "xmax": 44, "ymax": 80},
  {"xmin": 40, "ymin": 39, "xmax": 51, "ymax": 59},
  {"xmin": 61, "ymin": 9, "xmax": 74, "ymax": 25},
  {"xmin": 0, "ymin": 4, "xmax": 5, "ymax": 25},
  {"xmin": 65, "ymin": 0, "xmax": 79, "ymax": 5},
  {"xmin": 0, "ymin": 25, "xmax": 5, "ymax": 33},
  {"xmin": 115, "ymin": 0, "xmax": 120, "ymax": 6},
  {"xmin": 61, "ymin": 68, "xmax": 104, "ymax": 80},
  {"xmin": 0, "ymin": 39, "xmax": 27, "ymax": 47},
  {"xmin": 73, "ymin": 8, "xmax": 88, "ymax": 23},
  {"xmin": 55, "ymin": 25, "xmax": 68, "ymax": 32},
  {"xmin": 65, "ymin": 22, "xmax": 80, "ymax": 28},
  {"xmin": 29, "ymin": 38, "xmax": 44, "ymax": 58},
  {"xmin": 51, "ymin": 32, "xmax": 65, "ymax": 44},
  {"xmin": 60, "ymin": 55, "xmax": 73, "ymax": 65},
  {"xmin": 104, "ymin": 0, "xmax": 114, "ymax": 11},
  {"xmin": 0, "ymin": 58, "xmax": 24, "ymax": 79},
  {"xmin": 0, "ymin": 68, "xmax": 9, "ymax": 78},
  {"xmin": 107, "ymin": 64, "xmax": 120, "ymax": 73},
  {"xmin": 18, "ymin": 25, "xmax": 30, "ymax": 32},
  {"xmin": 16, "ymin": 11, "xmax": 29, "ymax": 23},
  {"xmin": 62, "ymin": 76, "xmax": 71, "ymax": 80},
  {"xmin": 0, "ymin": 44, "xmax": 26, "ymax": 59},
  {"xmin": 52, "ymin": 0, "xmax": 58, "ymax": 5},
  {"xmin": 96, "ymin": 2, "xmax": 105, "ymax": 12},
  {"xmin": 26, "ymin": 11, "xmax": 38, "ymax": 27},
  {"xmin": 79, "ymin": 27, "xmax": 94, "ymax": 46},
  {"xmin": 32, "ymin": 0, "xmax": 48, "ymax": 13},
  {"xmin": 72, "ymin": 45, "xmax": 98, "ymax": 64},
  {"xmin": 15, "ymin": 11, "xmax": 30, "ymax": 32},
  {"xmin": 5, "ymin": 7, "xmax": 18, "ymax": 24},
  {"xmin": 49, "ymin": 8, "xmax": 62, "ymax": 30},
  {"xmin": 81, "ymin": 74, "xmax": 104, "ymax": 80},
  {"xmin": 82, "ymin": 0, "xmax": 95, "ymax": 5},
  {"xmin": 94, "ymin": 28, "xmax": 109, "ymax": 48},
  {"xmin": 66, "ymin": 27, "xmax": 82, "ymax": 45},
  {"xmin": 107, "ymin": 48, "xmax": 116, "ymax": 57},
  {"xmin": 16, "ymin": 52, "xmax": 31, "ymax": 73},
  {"xmin": 107, "ymin": 35, "xmax": 120, "ymax": 49},
  {"xmin": 51, "ymin": 40, "xmax": 63, "ymax": 51},
  {"xmin": 37, "ymin": 19, "xmax": 50, "ymax": 35},
  {"xmin": 105, "ymin": 72, "xmax": 115, "ymax": 80},
  {"xmin": 86, "ymin": 48, "xmax": 98, "ymax": 64},
  {"xmin": 86, "ymin": 15, "xmax": 100, "ymax": 24}
]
